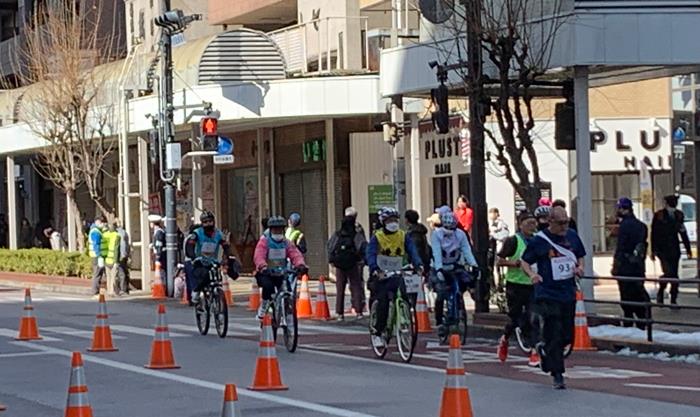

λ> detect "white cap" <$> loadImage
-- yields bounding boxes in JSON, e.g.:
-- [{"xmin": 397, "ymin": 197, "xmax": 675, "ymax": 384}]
[
  {"xmin": 148, "ymin": 214, "xmax": 162, "ymax": 223},
  {"xmin": 344, "ymin": 206, "xmax": 358, "ymax": 217}
]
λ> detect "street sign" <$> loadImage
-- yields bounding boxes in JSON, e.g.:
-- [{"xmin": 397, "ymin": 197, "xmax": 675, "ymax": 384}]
[
  {"xmin": 217, "ymin": 136, "xmax": 233, "ymax": 155},
  {"xmin": 213, "ymin": 154, "xmax": 234, "ymax": 165},
  {"xmin": 165, "ymin": 143, "xmax": 182, "ymax": 170}
]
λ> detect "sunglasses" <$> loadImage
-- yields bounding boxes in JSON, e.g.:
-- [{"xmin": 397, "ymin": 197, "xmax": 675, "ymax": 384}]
[{"xmin": 552, "ymin": 219, "xmax": 569, "ymax": 226}]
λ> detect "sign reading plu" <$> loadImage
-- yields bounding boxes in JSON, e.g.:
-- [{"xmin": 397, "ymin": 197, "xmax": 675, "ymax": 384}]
[{"xmin": 302, "ymin": 138, "xmax": 326, "ymax": 163}]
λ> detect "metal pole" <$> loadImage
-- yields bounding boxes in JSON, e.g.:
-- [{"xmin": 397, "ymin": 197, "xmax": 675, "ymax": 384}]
[
  {"xmin": 121, "ymin": 91, "xmax": 132, "ymax": 241},
  {"xmin": 6, "ymin": 156, "xmax": 17, "ymax": 250},
  {"xmin": 160, "ymin": 22, "xmax": 176, "ymax": 297},
  {"xmin": 694, "ymin": 139, "xmax": 700, "ymax": 296},
  {"xmin": 466, "ymin": 0, "xmax": 489, "ymax": 312},
  {"xmin": 391, "ymin": 96, "xmax": 407, "ymax": 217}
]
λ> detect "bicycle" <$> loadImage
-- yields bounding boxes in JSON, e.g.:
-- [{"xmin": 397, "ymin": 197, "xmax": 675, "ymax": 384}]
[
  {"xmin": 368, "ymin": 266, "xmax": 418, "ymax": 363},
  {"xmin": 193, "ymin": 259, "xmax": 228, "ymax": 338},
  {"xmin": 261, "ymin": 267, "xmax": 301, "ymax": 353},
  {"xmin": 435, "ymin": 265, "xmax": 477, "ymax": 346}
]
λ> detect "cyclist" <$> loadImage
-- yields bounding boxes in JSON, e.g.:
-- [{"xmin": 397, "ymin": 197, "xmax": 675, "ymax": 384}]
[
  {"xmin": 254, "ymin": 215, "xmax": 308, "ymax": 319},
  {"xmin": 184, "ymin": 211, "xmax": 239, "ymax": 303},
  {"xmin": 496, "ymin": 211, "xmax": 538, "ymax": 364},
  {"xmin": 430, "ymin": 211, "xmax": 478, "ymax": 336},
  {"xmin": 366, "ymin": 207, "xmax": 424, "ymax": 348},
  {"xmin": 285, "ymin": 212, "xmax": 307, "ymax": 254}
]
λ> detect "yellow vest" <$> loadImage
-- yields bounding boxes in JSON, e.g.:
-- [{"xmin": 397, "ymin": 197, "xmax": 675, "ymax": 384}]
[
  {"xmin": 375, "ymin": 229, "xmax": 406, "ymax": 258},
  {"xmin": 103, "ymin": 231, "xmax": 121, "ymax": 266}
]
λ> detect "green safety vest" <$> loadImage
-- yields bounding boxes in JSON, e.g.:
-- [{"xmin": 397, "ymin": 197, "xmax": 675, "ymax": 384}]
[
  {"xmin": 103, "ymin": 231, "xmax": 121, "ymax": 266},
  {"xmin": 286, "ymin": 227, "xmax": 303, "ymax": 245},
  {"xmin": 88, "ymin": 227, "xmax": 109, "ymax": 258},
  {"xmin": 505, "ymin": 234, "xmax": 532, "ymax": 285}
]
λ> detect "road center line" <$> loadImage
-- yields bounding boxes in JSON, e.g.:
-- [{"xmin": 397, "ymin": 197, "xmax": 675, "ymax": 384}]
[
  {"xmin": 625, "ymin": 383, "xmax": 700, "ymax": 392},
  {"xmin": 14, "ymin": 342, "xmax": 379, "ymax": 417},
  {"xmin": 0, "ymin": 351, "xmax": 51, "ymax": 358}
]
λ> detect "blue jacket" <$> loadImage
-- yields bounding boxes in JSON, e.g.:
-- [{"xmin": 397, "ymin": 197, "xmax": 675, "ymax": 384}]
[
  {"xmin": 88, "ymin": 224, "xmax": 102, "ymax": 258},
  {"xmin": 365, "ymin": 231, "xmax": 423, "ymax": 273},
  {"xmin": 430, "ymin": 227, "xmax": 477, "ymax": 270}
]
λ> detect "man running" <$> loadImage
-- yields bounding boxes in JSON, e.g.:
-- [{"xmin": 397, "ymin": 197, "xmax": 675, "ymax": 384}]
[{"xmin": 521, "ymin": 207, "xmax": 586, "ymax": 390}]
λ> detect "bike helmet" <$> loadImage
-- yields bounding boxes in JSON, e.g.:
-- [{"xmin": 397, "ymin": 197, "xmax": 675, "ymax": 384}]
[
  {"xmin": 200, "ymin": 210, "xmax": 215, "ymax": 223},
  {"xmin": 440, "ymin": 212, "xmax": 458, "ymax": 230},
  {"xmin": 267, "ymin": 215, "xmax": 287, "ymax": 228},
  {"xmin": 288, "ymin": 212, "xmax": 301, "ymax": 227},
  {"xmin": 534, "ymin": 205, "xmax": 551, "ymax": 219},
  {"xmin": 378, "ymin": 207, "xmax": 400, "ymax": 224}
]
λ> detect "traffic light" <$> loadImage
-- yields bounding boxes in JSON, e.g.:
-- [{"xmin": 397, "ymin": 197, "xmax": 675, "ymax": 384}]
[
  {"xmin": 200, "ymin": 116, "xmax": 218, "ymax": 152},
  {"xmin": 431, "ymin": 84, "xmax": 450, "ymax": 134}
]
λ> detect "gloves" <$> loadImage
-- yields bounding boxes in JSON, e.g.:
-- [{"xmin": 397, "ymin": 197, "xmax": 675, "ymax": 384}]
[
  {"xmin": 436, "ymin": 270, "xmax": 445, "ymax": 282},
  {"xmin": 295, "ymin": 265, "xmax": 309, "ymax": 276},
  {"xmin": 97, "ymin": 257, "xmax": 105, "ymax": 268},
  {"xmin": 226, "ymin": 257, "xmax": 240, "ymax": 280}
]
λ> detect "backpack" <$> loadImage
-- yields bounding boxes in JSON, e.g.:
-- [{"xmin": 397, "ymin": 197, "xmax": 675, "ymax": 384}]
[{"xmin": 330, "ymin": 232, "xmax": 359, "ymax": 270}]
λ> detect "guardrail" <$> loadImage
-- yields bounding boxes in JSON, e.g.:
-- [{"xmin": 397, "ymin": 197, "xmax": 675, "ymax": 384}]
[{"xmin": 580, "ymin": 275, "xmax": 700, "ymax": 342}]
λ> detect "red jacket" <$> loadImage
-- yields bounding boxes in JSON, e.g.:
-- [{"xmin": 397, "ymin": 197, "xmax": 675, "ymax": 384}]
[{"xmin": 455, "ymin": 207, "xmax": 473, "ymax": 234}]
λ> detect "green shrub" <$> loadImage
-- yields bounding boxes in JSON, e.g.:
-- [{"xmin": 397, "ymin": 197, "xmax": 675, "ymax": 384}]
[{"xmin": 0, "ymin": 249, "xmax": 92, "ymax": 278}]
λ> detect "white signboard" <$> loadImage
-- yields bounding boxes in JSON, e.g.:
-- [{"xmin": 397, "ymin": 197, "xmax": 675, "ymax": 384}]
[
  {"xmin": 213, "ymin": 154, "xmax": 235, "ymax": 165},
  {"xmin": 165, "ymin": 143, "xmax": 182, "ymax": 170},
  {"xmin": 589, "ymin": 119, "xmax": 672, "ymax": 172}
]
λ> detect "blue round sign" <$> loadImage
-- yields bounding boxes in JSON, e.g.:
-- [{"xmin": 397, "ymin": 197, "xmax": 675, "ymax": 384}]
[
  {"xmin": 673, "ymin": 127, "xmax": 686, "ymax": 142},
  {"xmin": 217, "ymin": 136, "xmax": 233, "ymax": 155}
]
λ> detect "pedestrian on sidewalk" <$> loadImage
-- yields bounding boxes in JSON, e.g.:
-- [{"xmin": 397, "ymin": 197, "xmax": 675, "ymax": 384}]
[
  {"xmin": 651, "ymin": 195, "xmax": 692, "ymax": 307},
  {"xmin": 88, "ymin": 216, "xmax": 108, "ymax": 296},
  {"xmin": 19, "ymin": 218, "xmax": 33, "ymax": 249},
  {"xmin": 103, "ymin": 222, "xmax": 122, "ymax": 295},
  {"xmin": 454, "ymin": 195, "xmax": 473, "ymax": 235},
  {"xmin": 552, "ymin": 199, "xmax": 577, "ymax": 232},
  {"xmin": 405, "ymin": 210, "xmax": 431, "ymax": 273},
  {"xmin": 612, "ymin": 198, "xmax": 650, "ymax": 329},
  {"xmin": 327, "ymin": 208, "xmax": 368, "ymax": 320},
  {"xmin": 521, "ymin": 206, "xmax": 586, "ymax": 390},
  {"xmin": 115, "ymin": 219, "xmax": 131, "ymax": 295}
]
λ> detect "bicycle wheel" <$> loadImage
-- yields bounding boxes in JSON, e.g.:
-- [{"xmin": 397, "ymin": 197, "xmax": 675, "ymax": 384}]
[
  {"xmin": 369, "ymin": 300, "xmax": 388, "ymax": 359},
  {"xmin": 213, "ymin": 289, "xmax": 229, "ymax": 338},
  {"xmin": 457, "ymin": 295, "xmax": 468, "ymax": 346},
  {"xmin": 194, "ymin": 293, "xmax": 210, "ymax": 336},
  {"xmin": 396, "ymin": 298, "xmax": 416, "ymax": 363},
  {"xmin": 438, "ymin": 295, "xmax": 450, "ymax": 345},
  {"xmin": 282, "ymin": 295, "xmax": 299, "ymax": 353}
]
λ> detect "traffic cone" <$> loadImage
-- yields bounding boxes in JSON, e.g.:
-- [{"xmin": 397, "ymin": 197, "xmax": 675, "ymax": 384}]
[
  {"xmin": 221, "ymin": 384, "xmax": 242, "ymax": 417},
  {"xmin": 151, "ymin": 261, "xmax": 166, "ymax": 300},
  {"xmin": 0, "ymin": 403, "xmax": 6, "ymax": 411},
  {"xmin": 573, "ymin": 290, "xmax": 596, "ymax": 351},
  {"xmin": 416, "ymin": 284, "xmax": 433, "ymax": 333},
  {"xmin": 16, "ymin": 288, "xmax": 41, "ymax": 341},
  {"xmin": 296, "ymin": 274, "xmax": 313, "ymax": 318},
  {"xmin": 180, "ymin": 283, "xmax": 189, "ymax": 305},
  {"xmin": 438, "ymin": 334, "xmax": 474, "ymax": 417},
  {"xmin": 87, "ymin": 294, "xmax": 118, "ymax": 352},
  {"xmin": 247, "ymin": 281, "xmax": 261, "ymax": 311},
  {"xmin": 64, "ymin": 352, "xmax": 94, "ymax": 417},
  {"xmin": 248, "ymin": 314, "xmax": 288, "ymax": 391},
  {"xmin": 223, "ymin": 276, "xmax": 234, "ymax": 307},
  {"xmin": 314, "ymin": 275, "xmax": 331, "ymax": 320},
  {"xmin": 145, "ymin": 304, "xmax": 180, "ymax": 369}
]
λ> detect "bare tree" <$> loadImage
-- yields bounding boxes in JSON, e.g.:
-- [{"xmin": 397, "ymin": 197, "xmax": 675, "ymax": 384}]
[
  {"xmin": 4, "ymin": 1, "xmax": 124, "ymax": 247},
  {"xmin": 425, "ymin": 0, "xmax": 568, "ymax": 210}
]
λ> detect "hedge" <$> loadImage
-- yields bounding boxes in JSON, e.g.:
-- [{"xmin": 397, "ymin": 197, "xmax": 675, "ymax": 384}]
[{"xmin": 0, "ymin": 249, "xmax": 92, "ymax": 278}]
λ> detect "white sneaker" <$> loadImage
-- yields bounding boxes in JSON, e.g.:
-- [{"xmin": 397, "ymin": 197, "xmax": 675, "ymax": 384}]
[
  {"xmin": 371, "ymin": 335, "xmax": 385, "ymax": 348},
  {"xmin": 257, "ymin": 300, "xmax": 270, "ymax": 320}
]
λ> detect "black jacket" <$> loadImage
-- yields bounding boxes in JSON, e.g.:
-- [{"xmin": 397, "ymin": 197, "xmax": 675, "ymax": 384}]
[
  {"xmin": 407, "ymin": 223, "xmax": 431, "ymax": 268},
  {"xmin": 613, "ymin": 214, "xmax": 647, "ymax": 277},
  {"xmin": 651, "ymin": 209, "xmax": 691, "ymax": 259}
]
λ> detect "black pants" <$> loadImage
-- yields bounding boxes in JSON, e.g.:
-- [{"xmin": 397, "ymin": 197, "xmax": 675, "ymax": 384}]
[
  {"xmin": 192, "ymin": 266, "xmax": 211, "ymax": 293},
  {"xmin": 658, "ymin": 255, "xmax": 681, "ymax": 302},
  {"xmin": 255, "ymin": 272, "xmax": 285, "ymax": 301},
  {"xmin": 617, "ymin": 280, "xmax": 649, "ymax": 329},
  {"xmin": 433, "ymin": 270, "xmax": 470, "ymax": 326},
  {"xmin": 532, "ymin": 299, "xmax": 575, "ymax": 376},
  {"xmin": 336, "ymin": 266, "xmax": 365, "ymax": 315},
  {"xmin": 504, "ymin": 282, "xmax": 534, "ymax": 340},
  {"xmin": 371, "ymin": 275, "xmax": 400, "ymax": 335}
]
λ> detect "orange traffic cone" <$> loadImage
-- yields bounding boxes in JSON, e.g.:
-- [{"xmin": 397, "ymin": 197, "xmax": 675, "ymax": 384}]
[
  {"xmin": 296, "ymin": 274, "xmax": 313, "ymax": 318},
  {"xmin": 247, "ymin": 281, "xmax": 261, "ymax": 311},
  {"xmin": 439, "ymin": 334, "xmax": 474, "ymax": 417},
  {"xmin": 416, "ymin": 283, "xmax": 433, "ymax": 333},
  {"xmin": 16, "ymin": 288, "xmax": 41, "ymax": 341},
  {"xmin": 87, "ymin": 294, "xmax": 118, "ymax": 352},
  {"xmin": 145, "ymin": 304, "xmax": 180, "ymax": 369},
  {"xmin": 573, "ymin": 290, "xmax": 596, "ymax": 351},
  {"xmin": 248, "ymin": 314, "xmax": 288, "ymax": 391},
  {"xmin": 180, "ymin": 284, "xmax": 189, "ymax": 305},
  {"xmin": 151, "ymin": 261, "xmax": 166, "ymax": 300},
  {"xmin": 221, "ymin": 384, "xmax": 242, "ymax": 417},
  {"xmin": 65, "ymin": 352, "xmax": 94, "ymax": 417},
  {"xmin": 0, "ymin": 403, "xmax": 6, "ymax": 411},
  {"xmin": 314, "ymin": 276, "xmax": 331, "ymax": 320},
  {"xmin": 223, "ymin": 276, "xmax": 234, "ymax": 307}
]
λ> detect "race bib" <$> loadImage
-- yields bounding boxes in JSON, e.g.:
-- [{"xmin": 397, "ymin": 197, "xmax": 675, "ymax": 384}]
[
  {"xmin": 268, "ymin": 248, "xmax": 287, "ymax": 267},
  {"xmin": 551, "ymin": 256, "xmax": 575, "ymax": 281},
  {"xmin": 201, "ymin": 242, "xmax": 218, "ymax": 257},
  {"xmin": 377, "ymin": 255, "xmax": 403, "ymax": 272},
  {"xmin": 403, "ymin": 274, "xmax": 421, "ymax": 294}
]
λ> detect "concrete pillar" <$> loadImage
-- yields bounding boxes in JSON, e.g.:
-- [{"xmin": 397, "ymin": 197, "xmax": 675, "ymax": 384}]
[
  {"xmin": 409, "ymin": 114, "xmax": 421, "ymax": 212},
  {"xmin": 191, "ymin": 158, "xmax": 203, "ymax": 221},
  {"xmin": 269, "ymin": 130, "xmax": 277, "ymax": 215},
  {"xmin": 138, "ymin": 136, "xmax": 151, "ymax": 290},
  {"xmin": 391, "ymin": 96, "xmax": 406, "ymax": 216},
  {"xmin": 572, "ymin": 66, "xmax": 594, "ymax": 299},
  {"xmin": 325, "ymin": 119, "xmax": 337, "ymax": 235},
  {"xmin": 6, "ymin": 156, "xmax": 17, "ymax": 250}
]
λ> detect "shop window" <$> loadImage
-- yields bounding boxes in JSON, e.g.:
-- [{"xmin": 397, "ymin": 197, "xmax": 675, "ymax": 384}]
[
  {"xmin": 433, "ymin": 177, "xmax": 453, "ymax": 209},
  {"xmin": 672, "ymin": 91, "xmax": 692, "ymax": 111}
]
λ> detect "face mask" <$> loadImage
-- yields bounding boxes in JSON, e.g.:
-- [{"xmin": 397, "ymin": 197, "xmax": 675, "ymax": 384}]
[
  {"xmin": 385, "ymin": 222, "xmax": 400, "ymax": 233},
  {"xmin": 666, "ymin": 207, "xmax": 676, "ymax": 214},
  {"xmin": 537, "ymin": 222, "xmax": 549, "ymax": 231},
  {"xmin": 271, "ymin": 233, "xmax": 284, "ymax": 242},
  {"xmin": 204, "ymin": 225, "xmax": 215, "ymax": 233}
]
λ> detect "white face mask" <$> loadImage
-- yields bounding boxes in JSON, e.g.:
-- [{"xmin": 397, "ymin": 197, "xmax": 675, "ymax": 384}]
[
  {"xmin": 271, "ymin": 234, "xmax": 284, "ymax": 242},
  {"xmin": 385, "ymin": 222, "xmax": 400, "ymax": 233}
]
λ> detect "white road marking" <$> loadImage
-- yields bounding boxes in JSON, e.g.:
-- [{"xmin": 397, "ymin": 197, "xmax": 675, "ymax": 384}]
[
  {"xmin": 414, "ymin": 349, "xmax": 528, "ymax": 364},
  {"xmin": 0, "ymin": 351, "xmax": 51, "ymax": 358},
  {"xmin": 625, "ymin": 383, "xmax": 700, "ymax": 392},
  {"xmin": 298, "ymin": 323, "xmax": 366, "ymax": 335},
  {"xmin": 43, "ymin": 326, "xmax": 126, "ymax": 340},
  {"xmin": 110, "ymin": 324, "xmax": 189, "ymax": 338},
  {"xmin": 168, "ymin": 324, "xmax": 251, "ymax": 338},
  {"xmin": 514, "ymin": 365, "xmax": 662, "ymax": 379},
  {"xmin": 0, "ymin": 328, "xmax": 62, "ymax": 342},
  {"xmin": 14, "ymin": 342, "xmax": 379, "ymax": 417},
  {"xmin": 297, "ymin": 347, "xmax": 445, "ymax": 374}
]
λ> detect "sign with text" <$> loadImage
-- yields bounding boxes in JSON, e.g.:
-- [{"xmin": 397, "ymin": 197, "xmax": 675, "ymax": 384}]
[
  {"xmin": 368, "ymin": 184, "xmax": 395, "ymax": 213},
  {"xmin": 303, "ymin": 138, "xmax": 326, "ymax": 163}
]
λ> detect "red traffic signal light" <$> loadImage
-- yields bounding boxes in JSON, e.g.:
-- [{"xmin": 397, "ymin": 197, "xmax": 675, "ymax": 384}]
[{"xmin": 200, "ymin": 117, "xmax": 218, "ymax": 136}]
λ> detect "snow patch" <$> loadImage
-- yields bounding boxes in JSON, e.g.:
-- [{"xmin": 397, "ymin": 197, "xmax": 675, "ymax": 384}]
[
  {"xmin": 589, "ymin": 325, "xmax": 700, "ymax": 347},
  {"xmin": 615, "ymin": 348, "xmax": 700, "ymax": 365}
]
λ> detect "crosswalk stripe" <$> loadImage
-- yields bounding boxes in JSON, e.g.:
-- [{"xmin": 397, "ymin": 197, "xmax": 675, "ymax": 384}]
[
  {"xmin": 110, "ymin": 324, "xmax": 189, "ymax": 338},
  {"xmin": 42, "ymin": 326, "xmax": 126, "ymax": 340},
  {"xmin": 168, "ymin": 324, "xmax": 251, "ymax": 337},
  {"xmin": 0, "ymin": 328, "xmax": 62, "ymax": 341}
]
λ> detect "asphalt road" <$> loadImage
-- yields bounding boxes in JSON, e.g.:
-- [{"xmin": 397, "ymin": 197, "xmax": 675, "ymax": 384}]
[{"xmin": 1, "ymin": 287, "xmax": 699, "ymax": 417}]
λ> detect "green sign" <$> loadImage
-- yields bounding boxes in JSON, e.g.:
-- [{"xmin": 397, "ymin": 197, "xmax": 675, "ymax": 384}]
[
  {"xmin": 368, "ymin": 184, "xmax": 395, "ymax": 213},
  {"xmin": 302, "ymin": 138, "xmax": 326, "ymax": 163}
]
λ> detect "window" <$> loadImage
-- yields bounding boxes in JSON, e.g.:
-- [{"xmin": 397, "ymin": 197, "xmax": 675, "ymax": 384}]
[
  {"xmin": 129, "ymin": 3, "xmax": 134, "ymax": 38},
  {"xmin": 138, "ymin": 10, "xmax": 145, "ymax": 40}
]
